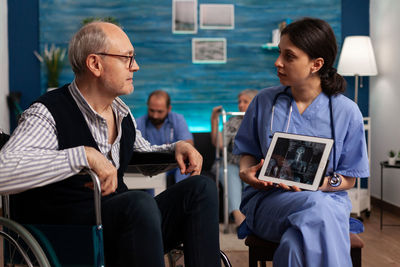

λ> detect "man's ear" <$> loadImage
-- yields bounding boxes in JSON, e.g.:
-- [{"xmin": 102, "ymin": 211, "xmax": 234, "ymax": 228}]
[
  {"xmin": 86, "ymin": 54, "xmax": 102, "ymax": 77},
  {"xmin": 311, "ymin": 57, "xmax": 324, "ymax": 74},
  {"xmin": 168, "ymin": 105, "xmax": 172, "ymax": 113}
]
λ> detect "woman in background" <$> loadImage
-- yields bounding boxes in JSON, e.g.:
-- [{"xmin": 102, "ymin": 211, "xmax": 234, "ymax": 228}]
[
  {"xmin": 210, "ymin": 89, "xmax": 258, "ymax": 227},
  {"xmin": 233, "ymin": 18, "xmax": 369, "ymax": 266}
]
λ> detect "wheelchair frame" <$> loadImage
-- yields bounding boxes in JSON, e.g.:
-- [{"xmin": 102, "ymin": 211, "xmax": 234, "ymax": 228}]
[{"xmin": 0, "ymin": 170, "xmax": 104, "ymax": 267}]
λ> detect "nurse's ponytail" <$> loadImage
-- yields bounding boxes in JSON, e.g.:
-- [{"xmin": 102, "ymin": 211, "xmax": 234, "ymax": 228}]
[
  {"xmin": 320, "ymin": 67, "xmax": 346, "ymax": 96},
  {"xmin": 281, "ymin": 17, "xmax": 346, "ymax": 96}
]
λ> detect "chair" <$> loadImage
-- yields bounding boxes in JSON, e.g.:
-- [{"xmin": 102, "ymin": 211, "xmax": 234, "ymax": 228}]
[{"xmin": 245, "ymin": 233, "xmax": 364, "ymax": 267}]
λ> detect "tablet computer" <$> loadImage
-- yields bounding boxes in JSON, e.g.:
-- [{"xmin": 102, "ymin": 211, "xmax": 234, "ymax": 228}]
[{"xmin": 258, "ymin": 132, "xmax": 333, "ymax": 191}]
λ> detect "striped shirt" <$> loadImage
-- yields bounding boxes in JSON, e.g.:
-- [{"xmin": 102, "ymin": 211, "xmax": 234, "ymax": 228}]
[{"xmin": 0, "ymin": 81, "xmax": 175, "ymax": 194}]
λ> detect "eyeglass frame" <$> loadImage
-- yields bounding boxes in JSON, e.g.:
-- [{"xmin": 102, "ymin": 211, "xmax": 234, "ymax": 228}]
[{"xmin": 95, "ymin": 52, "xmax": 136, "ymax": 68}]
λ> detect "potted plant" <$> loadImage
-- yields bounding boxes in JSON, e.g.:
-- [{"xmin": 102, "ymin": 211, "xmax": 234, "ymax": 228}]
[
  {"xmin": 34, "ymin": 44, "xmax": 66, "ymax": 92},
  {"xmin": 388, "ymin": 150, "xmax": 396, "ymax": 165}
]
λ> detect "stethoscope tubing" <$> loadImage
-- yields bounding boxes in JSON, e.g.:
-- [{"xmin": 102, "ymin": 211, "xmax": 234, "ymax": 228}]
[{"xmin": 270, "ymin": 86, "xmax": 337, "ymax": 174}]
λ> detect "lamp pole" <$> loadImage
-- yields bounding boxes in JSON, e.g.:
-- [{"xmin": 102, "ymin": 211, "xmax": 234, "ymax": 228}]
[{"xmin": 354, "ymin": 74, "xmax": 359, "ymax": 104}]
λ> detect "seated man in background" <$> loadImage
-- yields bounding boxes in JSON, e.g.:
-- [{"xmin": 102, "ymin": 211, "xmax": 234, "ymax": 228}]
[
  {"xmin": 136, "ymin": 90, "xmax": 193, "ymax": 184},
  {"xmin": 0, "ymin": 21, "xmax": 221, "ymax": 267}
]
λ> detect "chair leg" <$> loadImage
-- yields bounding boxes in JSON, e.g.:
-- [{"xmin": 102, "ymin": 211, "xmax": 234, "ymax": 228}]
[
  {"xmin": 248, "ymin": 247, "xmax": 258, "ymax": 267},
  {"xmin": 351, "ymin": 247, "xmax": 362, "ymax": 267}
]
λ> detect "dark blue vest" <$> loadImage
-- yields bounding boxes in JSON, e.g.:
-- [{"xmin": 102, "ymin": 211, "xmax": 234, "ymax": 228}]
[{"xmin": 12, "ymin": 85, "xmax": 135, "ymax": 224}]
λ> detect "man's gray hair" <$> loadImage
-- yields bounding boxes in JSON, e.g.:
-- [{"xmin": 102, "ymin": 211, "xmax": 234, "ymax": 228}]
[
  {"xmin": 238, "ymin": 89, "xmax": 258, "ymax": 100},
  {"xmin": 68, "ymin": 22, "xmax": 111, "ymax": 75}
]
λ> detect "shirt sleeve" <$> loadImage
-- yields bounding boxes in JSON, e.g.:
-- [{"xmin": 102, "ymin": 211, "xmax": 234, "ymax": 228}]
[
  {"xmin": 336, "ymin": 105, "xmax": 370, "ymax": 178},
  {"xmin": 135, "ymin": 115, "xmax": 145, "ymax": 135},
  {"xmin": 130, "ymin": 113, "xmax": 176, "ymax": 152},
  {"xmin": 0, "ymin": 103, "xmax": 90, "ymax": 194},
  {"xmin": 172, "ymin": 113, "xmax": 193, "ymax": 141}
]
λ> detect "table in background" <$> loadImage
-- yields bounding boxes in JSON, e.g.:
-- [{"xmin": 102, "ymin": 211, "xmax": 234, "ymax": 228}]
[
  {"xmin": 124, "ymin": 172, "xmax": 167, "ymax": 196},
  {"xmin": 380, "ymin": 161, "xmax": 400, "ymax": 230}
]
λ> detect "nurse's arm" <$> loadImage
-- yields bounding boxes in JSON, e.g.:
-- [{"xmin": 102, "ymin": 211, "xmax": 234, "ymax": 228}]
[
  {"xmin": 319, "ymin": 174, "xmax": 356, "ymax": 191},
  {"xmin": 239, "ymin": 154, "xmax": 273, "ymax": 190}
]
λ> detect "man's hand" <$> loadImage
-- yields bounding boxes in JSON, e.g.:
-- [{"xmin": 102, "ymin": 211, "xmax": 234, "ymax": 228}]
[
  {"xmin": 84, "ymin": 146, "xmax": 118, "ymax": 196},
  {"xmin": 175, "ymin": 141, "xmax": 203, "ymax": 176}
]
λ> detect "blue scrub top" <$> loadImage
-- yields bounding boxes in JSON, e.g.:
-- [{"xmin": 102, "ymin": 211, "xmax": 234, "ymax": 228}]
[
  {"xmin": 233, "ymin": 85, "xmax": 369, "ymax": 178},
  {"xmin": 136, "ymin": 111, "xmax": 193, "ymax": 145}
]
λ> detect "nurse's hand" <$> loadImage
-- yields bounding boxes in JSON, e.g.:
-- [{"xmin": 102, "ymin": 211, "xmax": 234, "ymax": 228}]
[
  {"xmin": 239, "ymin": 159, "xmax": 274, "ymax": 190},
  {"xmin": 278, "ymin": 183, "xmax": 301, "ymax": 192},
  {"xmin": 239, "ymin": 155, "xmax": 301, "ymax": 191}
]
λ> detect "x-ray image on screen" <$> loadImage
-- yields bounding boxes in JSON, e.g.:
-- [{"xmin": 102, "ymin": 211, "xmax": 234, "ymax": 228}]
[{"xmin": 264, "ymin": 137, "xmax": 326, "ymax": 185}]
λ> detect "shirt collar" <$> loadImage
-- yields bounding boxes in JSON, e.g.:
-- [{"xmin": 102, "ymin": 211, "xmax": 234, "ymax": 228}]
[{"xmin": 69, "ymin": 80, "xmax": 130, "ymax": 120}]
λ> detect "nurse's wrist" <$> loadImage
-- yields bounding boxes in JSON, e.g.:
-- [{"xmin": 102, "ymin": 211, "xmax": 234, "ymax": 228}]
[
  {"xmin": 319, "ymin": 174, "xmax": 355, "ymax": 191},
  {"xmin": 319, "ymin": 175, "xmax": 341, "ymax": 192},
  {"xmin": 318, "ymin": 176, "xmax": 331, "ymax": 191}
]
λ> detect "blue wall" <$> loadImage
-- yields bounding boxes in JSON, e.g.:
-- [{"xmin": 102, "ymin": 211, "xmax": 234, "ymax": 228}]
[
  {"xmin": 341, "ymin": 0, "xmax": 370, "ymax": 116},
  {"xmin": 8, "ymin": 0, "xmax": 369, "ymax": 132},
  {"xmin": 7, "ymin": 0, "xmax": 40, "ymax": 129}
]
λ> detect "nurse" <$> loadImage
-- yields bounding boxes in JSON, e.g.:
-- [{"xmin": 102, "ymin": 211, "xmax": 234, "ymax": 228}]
[{"xmin": 233, "ymin": 17, "xmax": 369, "ymax": 267}]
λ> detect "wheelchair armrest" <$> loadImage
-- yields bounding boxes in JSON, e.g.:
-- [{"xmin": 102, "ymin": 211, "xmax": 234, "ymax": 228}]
[
  {"xmin": 87, "ymin": 170, "xmax": 102, "ymax": 226},
  {"xmin": 127, "ymin": 151, "xmax": 178, "ymax": 176}
]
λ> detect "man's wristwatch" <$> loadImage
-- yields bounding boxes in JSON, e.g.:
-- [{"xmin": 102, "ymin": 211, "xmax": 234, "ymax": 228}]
[{"xmin": 328, "ymin": 173, "xmax": 342, "ymax": 187}]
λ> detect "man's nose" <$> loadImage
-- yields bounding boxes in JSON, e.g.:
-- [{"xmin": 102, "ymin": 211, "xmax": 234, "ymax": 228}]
[
  {"xmin": 130, "ymin": 59, "xmax": 140, "ymax": 72},
  {"xmin": 152, "ymin": 112, "xmax": 162, "ymax": 118}
]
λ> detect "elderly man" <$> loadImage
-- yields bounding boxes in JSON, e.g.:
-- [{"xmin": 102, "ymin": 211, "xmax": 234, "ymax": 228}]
[
  {"xmin": 136, "ymin": 90, "xmax": 193, "ymax": 184},
  {"xmin": 0, "ymin": 22, "xmax": 221, "ymax": 267}
]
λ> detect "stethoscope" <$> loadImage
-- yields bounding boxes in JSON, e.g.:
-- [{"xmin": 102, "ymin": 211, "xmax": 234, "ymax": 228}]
[{"xmin": 270, "ymin": 86, "xmax": 338, "ymax": 176}]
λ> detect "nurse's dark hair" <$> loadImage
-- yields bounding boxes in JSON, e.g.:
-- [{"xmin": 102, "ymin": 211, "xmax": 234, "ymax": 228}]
[{"xmin": 281, "ymin": 17, "xmax": 346, "ymax": 96}]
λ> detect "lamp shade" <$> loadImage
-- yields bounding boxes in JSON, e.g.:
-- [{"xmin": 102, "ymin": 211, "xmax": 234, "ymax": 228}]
[{"xmin": 337, "ymin": 36, "xmax": 378, "ymax": 76}]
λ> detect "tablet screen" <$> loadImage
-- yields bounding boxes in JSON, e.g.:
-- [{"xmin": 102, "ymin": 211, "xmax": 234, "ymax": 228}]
[{"xmin": 258, "ymin": 132, "xmax": 333, "ymax": 191}]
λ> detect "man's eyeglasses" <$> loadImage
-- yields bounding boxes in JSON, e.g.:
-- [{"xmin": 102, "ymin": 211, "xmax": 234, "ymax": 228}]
[{"xmin": 95, "ymin": 52, "xmax": 136, "ymax": 68}]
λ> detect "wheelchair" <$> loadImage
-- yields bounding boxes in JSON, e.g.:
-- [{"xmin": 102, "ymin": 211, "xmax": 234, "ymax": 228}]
[
  {"xmin": 0, "ymin": 130, "xmax": 104, "ymax": 267},
  {"xmin": 0, "ymin": 170, "xmax": 104, "ymax": 267},
  {"xmin": 1, "ymin": 131, "xmax": 231, "ymax": 267}
]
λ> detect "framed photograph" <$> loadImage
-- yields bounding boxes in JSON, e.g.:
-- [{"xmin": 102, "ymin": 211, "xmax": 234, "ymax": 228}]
[
  {"xmin": 258, "ymin": 132, "xmax": 334, "ymax": 191},
  {"xmin": 200, "ymin": 4, "xmax": 234, "ymax": 30},
  {"xmin": 172, "ymin": 0, "xmax": 197, "ymax": 34},
  {"xmin": 192, "ymin": 38, "xmax": 227, "ymax": 64}
]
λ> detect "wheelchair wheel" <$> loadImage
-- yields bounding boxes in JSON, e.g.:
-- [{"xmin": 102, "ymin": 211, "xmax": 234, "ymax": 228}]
[{"xmin": 0, "ymin": 217, "xmax": 51, "ymax": 267}]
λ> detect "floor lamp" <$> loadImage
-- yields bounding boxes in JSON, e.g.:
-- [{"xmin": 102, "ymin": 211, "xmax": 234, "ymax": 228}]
[
  {"xmin": 337, "ymin": 36, "xmax": 378, "ymax": 104},
  {"xmin": 337, "ymin": 36, "xmax": 377, "ymax": 218}
]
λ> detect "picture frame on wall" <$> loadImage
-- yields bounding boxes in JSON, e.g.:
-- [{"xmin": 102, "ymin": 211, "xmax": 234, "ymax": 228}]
[
  {"xmin": 200, "ymin": 4, "xmax": 234, "ymax": 30},
  {"xmin": 172, "ymin": 0, "xmax": 197, "ymax": 34},
  {"xmin": 192, "ymin": 38, "xmax": 227, "ymax": 64}
]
